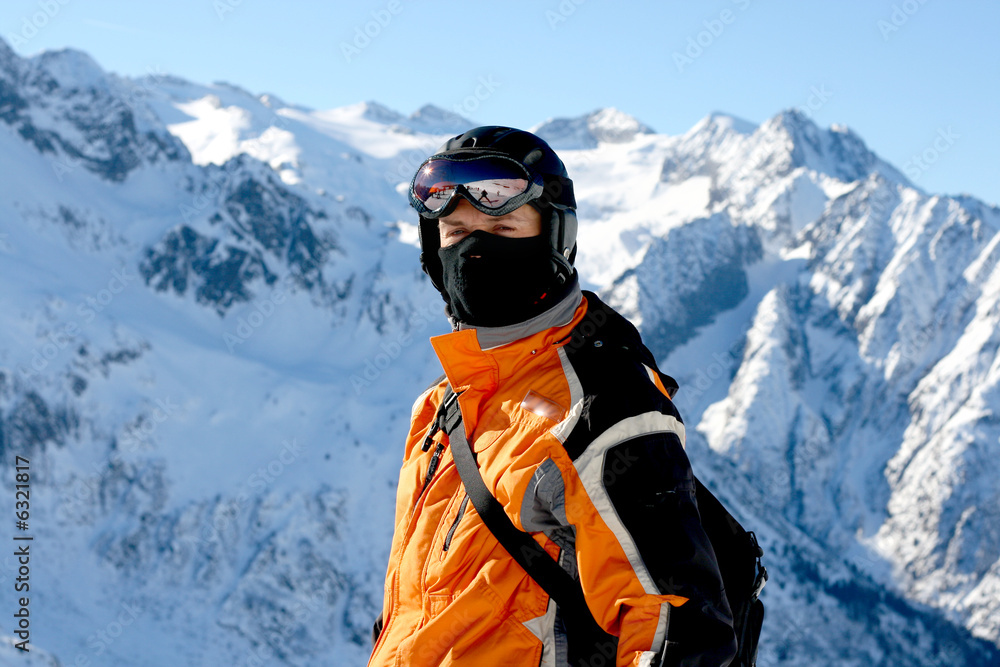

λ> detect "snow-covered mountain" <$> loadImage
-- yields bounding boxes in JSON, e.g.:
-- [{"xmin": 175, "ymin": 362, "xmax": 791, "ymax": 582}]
[
  {"xmin": 1, "ymin": 36, "xmax": 999, "ymax": 665},
  {"xmin": 533, "ymin": 107, "xmax": 655, "ymax": 150}
]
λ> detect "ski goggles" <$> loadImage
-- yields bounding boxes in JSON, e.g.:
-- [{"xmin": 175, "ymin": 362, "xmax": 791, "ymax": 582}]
[{"xmin": 408, "ymin": 154, "xmax": 547, "ymax": 218}]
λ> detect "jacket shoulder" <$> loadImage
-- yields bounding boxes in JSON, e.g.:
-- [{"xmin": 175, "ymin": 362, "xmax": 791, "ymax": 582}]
[
  {"xmin": 559, "ymin": 292, "xmax": 681, "ymax": 460},
  {"xmin": 411, "ymin": 373, "xmax": 447, "ymax": 414}
]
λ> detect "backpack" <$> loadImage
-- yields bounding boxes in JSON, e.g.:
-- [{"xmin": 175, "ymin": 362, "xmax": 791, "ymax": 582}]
[
  {"xmin": 441, "ymin": 383, "xmax": 767, "ymax": 666},
  {"xmin": 692, "ymin": 477, "xmax": 767, "ymax": 666}
]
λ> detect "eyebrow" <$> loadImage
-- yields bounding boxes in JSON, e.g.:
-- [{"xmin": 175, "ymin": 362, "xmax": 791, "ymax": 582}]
[{"xmin": 439, "ymin": 214, "xmax": 517, "ymax": 227}]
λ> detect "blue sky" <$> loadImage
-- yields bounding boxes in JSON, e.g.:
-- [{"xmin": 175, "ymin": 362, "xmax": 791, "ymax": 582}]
[{"xmin": 4, "ymin": 0, "xmax": 998, "ymax": 206}]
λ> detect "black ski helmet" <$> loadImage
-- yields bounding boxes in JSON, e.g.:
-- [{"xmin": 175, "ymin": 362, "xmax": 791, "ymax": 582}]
[{"xmin": 413, "ymin": 126, "xmax": 578, "ymax": 291}]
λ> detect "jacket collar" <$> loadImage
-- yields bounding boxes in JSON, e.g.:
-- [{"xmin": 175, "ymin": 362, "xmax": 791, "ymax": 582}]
[
  {"xmin": 456, "ymin": 277, "xmax": 583, "ymax": 350},
  {"xmin": 430, "ymin": 282, "xmax": 585, "ymax": 396}
]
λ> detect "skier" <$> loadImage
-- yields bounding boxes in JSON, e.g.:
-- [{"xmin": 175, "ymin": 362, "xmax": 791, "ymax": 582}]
[{"xmin": 369, "ymin": 126, "xmax": 737, "ymax": 666}]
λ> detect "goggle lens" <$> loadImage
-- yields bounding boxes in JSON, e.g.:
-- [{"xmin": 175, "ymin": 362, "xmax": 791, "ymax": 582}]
[{"xmin": 410, "ymin": 156, "xmax": 540, "ymax": 215}]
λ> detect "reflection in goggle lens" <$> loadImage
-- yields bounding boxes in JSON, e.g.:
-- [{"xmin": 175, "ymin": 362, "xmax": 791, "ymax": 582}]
[{"xmin": 412, "ymin": 157, "xmax": 535, "ymax": 212}]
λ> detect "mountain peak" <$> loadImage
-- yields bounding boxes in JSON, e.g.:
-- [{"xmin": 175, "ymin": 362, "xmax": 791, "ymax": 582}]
[
  {"xmin": 258, "ymin": 92, "xmax": 287, "ymax": 109},
  {"xmin": 757, "ymin": 108, "xmax": 907, "ymax": 185},
  {"xmin": 694, "ymin": 112, "xmax": 757, "ymax": 136},
  {"xmin": 30, "ymin": 47, "xmax": 107, "ymax": 91},
  {"xmin": 359, "ymin": 100, "xmax": 406, "ymax": 125},
  {"xmin": 210, "ymin": 80, "xmax": 260, "ymax": 102},
  {"xmin": 532, "ymin": 107, "xmax": 653, "ymax": 150},
  {"xmin": 348, "ymin": 101, "xmax": 471, "ymax": 134},
  {"xmin": 771, "ymin": 106, "xmax": 817, "ymax": 130},
  {"xmin": 406, "ymin": 104, "xmax": 472, "ymax": 134},
  {"xmin": 586, "ymin": 107, "xmax": 655, "ymax": 140},
  {"xmin": 4, "ymin": 42, "xmax": 189, "ymax": 181}
]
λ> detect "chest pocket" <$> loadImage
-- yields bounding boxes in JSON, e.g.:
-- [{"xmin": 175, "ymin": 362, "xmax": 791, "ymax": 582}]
[{"xmin": 438, "ymin": 405, "xmax": 558, "ymax": 561}]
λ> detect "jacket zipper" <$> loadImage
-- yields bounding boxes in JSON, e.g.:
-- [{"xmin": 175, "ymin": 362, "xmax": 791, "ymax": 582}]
[
  {"xmin": 375, "ymin": 390, "xmax": 461, "ymax": 662},
  {"xmin": 442, "ymin": 494, "xmax": 470, "ymax": 552}
]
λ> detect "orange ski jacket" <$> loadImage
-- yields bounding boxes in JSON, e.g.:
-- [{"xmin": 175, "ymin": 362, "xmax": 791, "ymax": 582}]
[{"xmin": 369, "ymin": 289, "xmax": 736, "ymax": 667}]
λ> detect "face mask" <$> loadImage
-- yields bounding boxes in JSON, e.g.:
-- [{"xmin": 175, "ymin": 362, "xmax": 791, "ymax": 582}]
[{"xmin": 438, "ymin": 230, "xmax": 560, "ymax": 327}]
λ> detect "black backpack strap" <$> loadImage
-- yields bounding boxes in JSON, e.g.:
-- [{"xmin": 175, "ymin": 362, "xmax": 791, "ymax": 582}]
[{"xmin": 443, "ymin": 387, "xmax": 618, "ymax": 666}]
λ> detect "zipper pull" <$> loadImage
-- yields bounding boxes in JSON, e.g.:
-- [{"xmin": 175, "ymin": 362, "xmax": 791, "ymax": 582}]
[
  {"xmin": 421, "ymin": 427, "xmax": 438, "ymax": 452},
  {"xmin": 417, "ymin": 440, "xmax": 446, "ymax": 500},
  {"xmin": 422, "ymin": 390, "xmax": 459, "ymax": 451},
  {"xmin": 424, "ymin": 441, "xmax": 445, "ymax": 486},
  {"xmin": 421, "ymin": 409, "xmax": 444, "ymax": 452}
]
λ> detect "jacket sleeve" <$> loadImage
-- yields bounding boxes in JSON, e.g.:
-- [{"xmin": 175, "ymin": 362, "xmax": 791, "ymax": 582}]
[{"xmin": 562, "ymin": 414, "xmax": 737, "ymax": 667}]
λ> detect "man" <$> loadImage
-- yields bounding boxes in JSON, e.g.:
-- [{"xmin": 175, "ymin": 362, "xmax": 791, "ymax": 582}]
[{"xmin": 369, "ymin": 127, "xmax": 737, "ymax": 666}]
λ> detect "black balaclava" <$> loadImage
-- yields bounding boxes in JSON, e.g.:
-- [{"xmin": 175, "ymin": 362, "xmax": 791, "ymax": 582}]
[{"xmin": 438, "ymin": 229, "xmax": 572, "ymax": 328}]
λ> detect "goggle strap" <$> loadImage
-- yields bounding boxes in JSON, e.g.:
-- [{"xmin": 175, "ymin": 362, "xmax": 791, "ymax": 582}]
[{"xmin": 537, "ymin": 175, "xmax": 576, "ymax": 209}]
